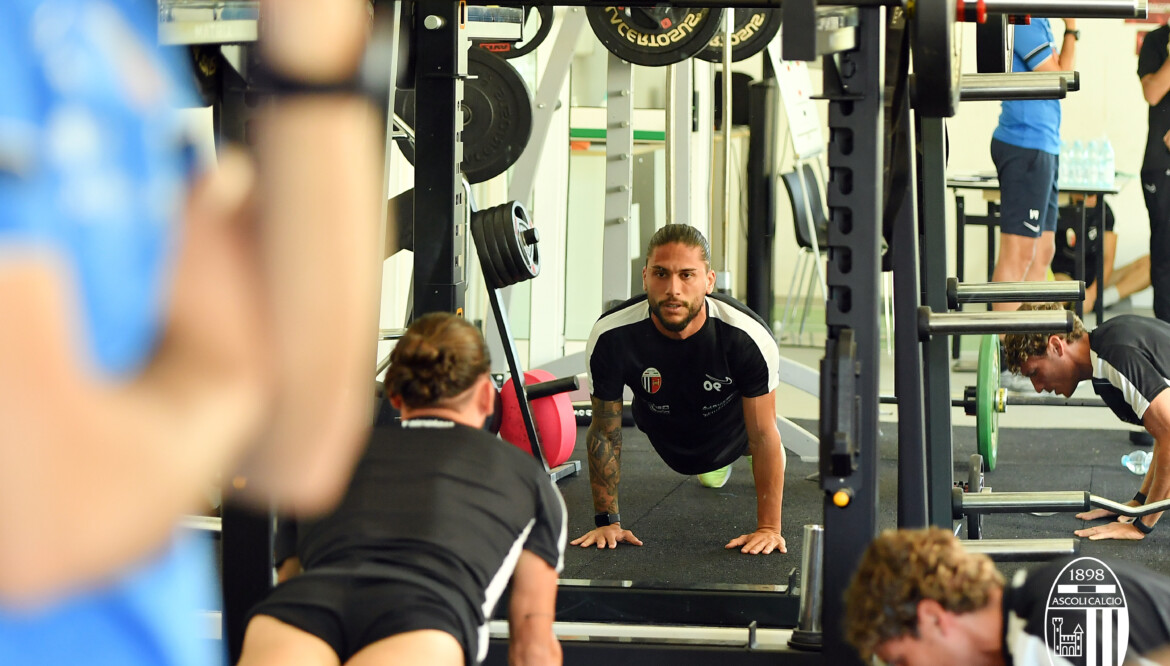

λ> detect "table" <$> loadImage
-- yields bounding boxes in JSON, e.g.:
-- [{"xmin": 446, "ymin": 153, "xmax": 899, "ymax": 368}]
[{"xmin": 947, "ymin": 174, "xmax": 1127, "ymax": 359}]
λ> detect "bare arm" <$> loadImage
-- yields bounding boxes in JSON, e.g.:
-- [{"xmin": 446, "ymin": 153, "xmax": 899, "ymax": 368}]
[
  {"xmin": 0, "ymin": 154, "xmax": 268, "ymax": 601},
  {"xmin": 1076, "ymin": 391, "xmax": 1170, "ymax": 540},
  {"xmin": 507, "ymin": 551, "xmax": 561, "ymax": 666},
  {"xmin": 1136, "ymin": 392, "xmax": 1170, "ymax": 530},
  {"xmin": 585, "ymin": 397, "xmax": 624, "ymax": 516},
  {"xmin": 1030, "ymin": 20, "xmax": 1076, "ymax": 73},
  {"xmin": 229, "ymin": 0, "xmax": 382, "ymax": 515},
  {"xmin": 1143, "ymin": 61, "xmax": 1170, "ymax": 107},
  {"xmin": 724, "ymin": 392, "xmax": 788, "ymax": 555},
  {"xmin": 569, "ymin": 397, "xmax": 643, "ymax": 548}
]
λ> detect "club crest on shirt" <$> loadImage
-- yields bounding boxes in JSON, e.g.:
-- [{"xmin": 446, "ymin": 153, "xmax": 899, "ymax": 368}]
[
  {"xmin": 641, "ymin": 368, "xmax": 662, "ymax": 394},
  {"xmin": 1044, "ymin": 557, "xmax": 1129, "ymax": 665}
]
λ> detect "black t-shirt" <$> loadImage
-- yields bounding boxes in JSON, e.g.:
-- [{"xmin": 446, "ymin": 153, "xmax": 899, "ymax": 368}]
[
  {"xmin": 1050, "ymin": 203, "xmax": 1116, "ymax": 285},
  {"xmin": 1138, "ymin": 25, "xmax": 1170, "ymax": 173},
  {"xmin": 295, "ymin": 420, "xmax": 567, "ymax": 633},
  {"xmin": 585, "ymin": 293, "xmax": 780, "ymax": 475},
  {"xmin": 1089, "ymin": 315, "xmax": 1170, "ymax": 425},
  {"xmin": 1003, "ymin": 557, "xmax": 1170, "ymax": 664}
]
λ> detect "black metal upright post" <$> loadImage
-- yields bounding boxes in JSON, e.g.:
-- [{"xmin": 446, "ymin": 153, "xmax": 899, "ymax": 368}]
[
  {"xmin": 886, "ymin": 25, "xmax": 928, "ymax": 530},
  {"xmin": 819, "ymin": 7, "xmax": 884, "ymax": 664},
  {"xmin": 221, "ymin": 502, "xmax": 272, "ymax": 664},
  {"xmin": 746, "ymin": 80, "xmax": 779, "ymax": 324},
  {"xmin": 412, "ymin": 1, "xmax": 467, "ymax": 318},
  {"xmin": 919, "ymin": 117, "xmax": 956, "ymax": 527}
]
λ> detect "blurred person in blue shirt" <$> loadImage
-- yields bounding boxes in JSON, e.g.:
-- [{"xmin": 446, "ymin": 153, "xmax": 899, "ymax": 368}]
[
  {"xmin": 989, "ymin": 17, "xmax": 1078, "ymax": 390},
  {"xmin": 0, "ymin": 0, "xmax": 383, "ymax": 663}
]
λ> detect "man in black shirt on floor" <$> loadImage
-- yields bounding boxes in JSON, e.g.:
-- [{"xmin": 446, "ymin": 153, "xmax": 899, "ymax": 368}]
[
  {"xmin": 572, "ymin": 224, "xmax": 787, "ymax": 556},
  {"xmin": 1138, "ymin": 24, "xmax": 1170, "ymax": 322},
  {"xmin": 1004, "ymin": 303, "xmax": 1170, "ymax": 542},
  {"xmin": 844, "ymin": 528, "xmax": 1170, "ymax": 665},
  {"xmin": 238, "ymin": 313, "xmax": 567, "ymax": 666}
]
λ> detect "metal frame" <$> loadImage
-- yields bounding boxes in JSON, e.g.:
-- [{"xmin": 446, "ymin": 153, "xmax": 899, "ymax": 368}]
[
  {"xmin": 817, "ymin": 8, "xmax": 885, "ymax": 662},
  {"xmin": 602, "ymin": 54, "xmax": 635, "ymax": 310}
]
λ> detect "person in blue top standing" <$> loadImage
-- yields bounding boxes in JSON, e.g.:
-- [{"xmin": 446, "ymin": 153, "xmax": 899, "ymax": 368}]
[
  {"xmin": 0, "ymin": 0, "xmax": 383, "ymax": 664},
  {"xmin": 991, "ymin": 17, "xmax": 1078, "ymax": 389}
]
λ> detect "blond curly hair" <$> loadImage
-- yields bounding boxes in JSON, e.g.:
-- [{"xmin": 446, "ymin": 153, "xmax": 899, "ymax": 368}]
[
  {"xmin": 843, "ymin": 528, "xmax": 1004, "ymax": 661},
  {"xmin": 1002, "ymin": 302, "xmax": 1087, "ymax": 374}
]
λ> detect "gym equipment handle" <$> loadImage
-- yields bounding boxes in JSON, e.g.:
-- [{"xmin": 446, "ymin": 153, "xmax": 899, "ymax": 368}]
[
  {"xmin": 1091, "ymin": 494, "xmax": 1170, "ymax": 517},
  {"xmin": 956, "ymin": 491, "xmax": 1170, "ymax": 517},
  {"xmin": 525, "ymin": 376, "xmax": 580, "ymax": 401},
  {"xmin": 946, "ymin": 278, "xmax": 1084, "ymax": 309},
  {"xmin": 981, "ymin": 0, "xmax": 1146, "ymax": 18},
  {"xmin": 959, "ymin": 74, "xmax": 1066, "ymax": 101},
  {"xmin": 917, "ymin": 306, "xmax": 1073, "ymax": 340}
]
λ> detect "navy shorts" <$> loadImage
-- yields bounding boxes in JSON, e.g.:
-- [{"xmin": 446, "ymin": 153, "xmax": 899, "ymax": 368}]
[
  {"xmin": 991, "ymin": 138, "xmax": 1059, "ymax": 238},
  {"xmin": 248, "ymin": 570, "xmax": 478, "ymax": 665}
]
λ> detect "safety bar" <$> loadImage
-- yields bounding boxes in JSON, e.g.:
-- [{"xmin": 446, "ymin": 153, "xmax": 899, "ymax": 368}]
[
  {"xmin": 918, "ymin": 306, "xmax": 1073, "ymax": 340},
  {"xmin": 981, "ymin": 0, "xmax": 1146, "ymax": 18},
  {"xmin": 963, "ymin": 538, "xmax": 1079, "ymax": 562},
  {"xmin": 946, "ymin": 278, "xmax": 1084, "ymax": 309},
  {"xmin": 954, "ymin": 491, "xmax": 1170, "ymax": 518},
  {"xmin": 526, "ymin": 376, "xmax": 581, "ymax": 401},
  {"xmin": 959, "ymin": 73, "xmax": 1066, "ymax": 101}
]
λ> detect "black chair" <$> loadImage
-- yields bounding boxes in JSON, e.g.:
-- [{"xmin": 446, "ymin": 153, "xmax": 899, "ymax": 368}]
[{"xmin": 778, "ymin": 164, "xmax": 829, "ymax": 342}]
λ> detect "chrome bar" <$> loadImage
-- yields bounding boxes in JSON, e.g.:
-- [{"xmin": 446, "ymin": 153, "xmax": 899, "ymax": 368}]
[
  {"xmin": 963, "ymin": 538, "xmax": 1078, "ymax": 562},
  {"xmin": 959, "ymin": 73, "xmax": 1066, "ymax": 101},
  {"xmin": 918, "ymin": 306, "xmax": 1073, "ymax": 339},
  {"xmin": 981, "ymin": 0, "xmax": 1146, "ymax": 18},
  {"xmin": 960, "ymin": 491, "xmax": 1089, "ymax": 514},
  {"xmin": 947, "ymin": 277, "xmax": 1084, "ymax": 308}
]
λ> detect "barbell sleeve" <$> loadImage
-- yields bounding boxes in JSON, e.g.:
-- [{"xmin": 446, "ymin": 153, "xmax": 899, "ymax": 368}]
[
  {"xmin": 957, "ymin": 491, "xmax": 1090, "ymax": 516},
  {"xmin": 946, "ymin": 278, "xmax": 1084, "ymax": 309},
  {"xmin": 959, "ymin": 73, "xmax": 1066, "ymax": 101},
  {"xmin": 962, "ymin": 538, "xmax": 1078, "ymax": 561},
  {"xmin": 918, "ymin": 306, "xmax": 1074, "ymax": 340},
  {"xmin": 525, "ymin": 376, "xmax": 580, "ymax": 401},
  {"xmin": 980, "ymin": 0, "xmax": 1146, "ymax": 18}
]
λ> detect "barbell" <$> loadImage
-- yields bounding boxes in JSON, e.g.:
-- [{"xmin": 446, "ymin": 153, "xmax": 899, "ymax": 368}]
[{"xmin": 881, "ymin": 334, "xmax": 1108, "ymax": 471}]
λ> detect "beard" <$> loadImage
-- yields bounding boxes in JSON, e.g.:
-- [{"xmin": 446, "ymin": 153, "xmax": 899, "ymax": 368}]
[{"xmin": 648, "ymin": 294, "xmax": 704, "ymax": 332}]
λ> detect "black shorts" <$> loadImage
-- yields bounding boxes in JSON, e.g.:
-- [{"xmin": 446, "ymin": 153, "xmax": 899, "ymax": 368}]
[
  {"xmin": 248, "ymin": 570, "xmax": 479, "ymax": 665},
  {"xmin": 991, "ymin": 138, "xmax": 1059, "ymax": 238}
]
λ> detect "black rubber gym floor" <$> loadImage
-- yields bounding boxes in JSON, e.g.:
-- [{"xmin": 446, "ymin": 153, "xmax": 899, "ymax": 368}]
[{"xmin": 556, "ymin": 420, "xmax": 1170, "ymax": 586}]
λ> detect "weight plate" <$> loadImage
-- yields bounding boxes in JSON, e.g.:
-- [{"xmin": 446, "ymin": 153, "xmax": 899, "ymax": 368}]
[
  {"xmin": 499, "ymin": 370, "xmax": 577, "ymax": 467},
  {"xmin": 975, "ymin": 15, "xmax": 1011, "ymax": 74},
  {"xmin": 470, "ymin": 209, "xmax": 506, "ymax": 290},
  {"xmin": 976, "ymin": 335, "xmax": 999, "ymax": 471},
  {"xmin": 911, "ymin": 0, "xmax": 962, "ymax": 117},
  {"xmin": 474, "ymin": 6, "xmax": 555, "ymax": 59},
  {"xmin": 696, "ymin": 9, "xmax": 782, "ymax": 63},
  {"xmin": 586, "ymin": 6, "xmax": 724, "ymax": 67},
  {"xmin": 502, "ymin": 203, "xmax": 539, "ymax": 282},
  {"xmin": 395, "ymin": 48, "xmax": 532, "ymax": 183}
]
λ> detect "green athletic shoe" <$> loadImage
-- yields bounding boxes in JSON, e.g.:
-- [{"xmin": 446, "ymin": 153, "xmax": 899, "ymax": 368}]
[{"xmin": 697, "ymin": 465, "xmax": 732, "ymax": 488}]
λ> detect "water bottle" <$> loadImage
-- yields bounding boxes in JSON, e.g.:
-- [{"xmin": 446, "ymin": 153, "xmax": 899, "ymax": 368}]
[
  {"xmin": 1072, "ymin": 139, "xmax": 1088, "ymax": 187},
  {"xmin": 1101, "ymin": 138, "xmax": 1115, "ymax": 189},
  {"xmin": 1059, "ymin": 140, "xmax": 1072, "ymax": 188},
  {"xmin": 1122, "ymin": 450, "xmax": 1152, "ymax": 475},
  {"xmin": 1087, "ymin": 139, "xmax": 1102, "ymax": 188}
]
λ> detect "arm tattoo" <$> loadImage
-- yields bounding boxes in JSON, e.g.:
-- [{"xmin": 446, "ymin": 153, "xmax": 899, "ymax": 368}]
[{"xmin": 586, "ymin": 398, "xmax": 623, "ymax": 515}]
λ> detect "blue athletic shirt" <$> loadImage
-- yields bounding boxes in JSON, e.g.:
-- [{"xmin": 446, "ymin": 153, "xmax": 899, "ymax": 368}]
[
  {"xmin": 992, "ymin": 19, "xmax": 1062, "ymax": 155},
  {"xmin": 0, "ymin": 1, "xmax": 220, "ymax": 664}
]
